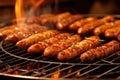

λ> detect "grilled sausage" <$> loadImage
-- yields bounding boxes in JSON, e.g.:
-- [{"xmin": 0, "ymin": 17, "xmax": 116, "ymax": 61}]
[
  {"xmin": 94, "ymin": 22, "xmax": 114, "ymax": 36},
  {"xmin": 16, "ymin": 30, "xmax": 59, "ymax": 49},
  {"xmin": 117, "ymin": 34, "xmax": 120, "ymax": 41},
  {"xmin": 69, "ymin": 17, "xmax": 96, "ymax": 31},
  {"xmin": 56, "ymin": 14, "xmax": 83, "ymax": 30},
  {"xmin": 80, "ymin": 40, "xmax": 119, "ymax": 62},
  {"xmin": 5, "ymin": 24, "xmax": 48, "ymax": 43},
  {"xmin": 27, "ymin": 33, "xmax": 71, "ymax": 54},
  {"xmin": 26, "ymin": 14, "xmax": 54, "ymax": 24},
  {"xmin": 44, "ymin": 35, "xmax": 82, "ymax": 57},
  {"xmin": 41, "ymin": 12, "xmax": 71, "ymax": 25},
  {"xmin": 0, "ymin": 25, "xmax": 19, "ymax": 40},
  {"xmin": 57, "ymin": 36, "xmax": 100, "ymax": 61},
  {"xmin": 78, "ymin": 16, "xmax": 114, "ymax": 35},
  {"xmin": 105, "ymin": 26, "xmax": 120, "ymax": 39}
]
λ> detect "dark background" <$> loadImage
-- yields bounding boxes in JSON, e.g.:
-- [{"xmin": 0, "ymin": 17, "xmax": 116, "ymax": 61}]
[{"xmin": 0, "ymin": 0, "xmax": 120, "ymax": 22}]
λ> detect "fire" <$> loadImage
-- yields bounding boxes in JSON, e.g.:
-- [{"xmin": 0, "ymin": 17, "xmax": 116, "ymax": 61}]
[
  {"xmin": 15, "ymin": 0, "xmax": 25, "ymax": 25},
  {"xmin": 15, "ymin": 0, "xmax": 44, "ymax": 25},
  {"xmin": 75, "ymin": 71, "xmax": 80, "ymax": 77},
  {"xmin": 51, "ymin": 67, "xmax": 61, "ymax": 78}
]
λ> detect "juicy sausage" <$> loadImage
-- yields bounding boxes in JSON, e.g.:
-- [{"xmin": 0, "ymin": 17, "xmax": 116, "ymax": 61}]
[
  {"xmin": 27, "ymin": 33, "xmax": 71, "ymax": 54},
  {"xmin": 80, "ymin": 40, "xmax": 119, "ymax": 62},
  {"xmin": 26, "ymin": 14, "xmax": 54, "ymax": 24},
  {"xmin": 56, "ymin": 14, "xmax": 83, "ymax": 30},
  {"xmin": 5, "ymin": 24, "xmax": 48, "ymax": 43},
  {"xmin": 69, "ymin": 17, "xmax": 96, "ymax": 31},
  {"xmin": 41, "ymin": 12, "xmax": 71, "ymax": 25},
  {"xmin": 16, "ymin": 30, "xmax": 59, "ymax": 49},
  {"xmin": 57, "ymin": 36, "xmax": 100, "ymax": 61},
  {"xmin": 78, "ymin": 16, "xmax": 114, "ymax": 35},
  {"xmin": 0, "ymin": 25, "xmax": 19, "ymax": 40},
  {"xmin": 105, "ymin": 25, "xmax": 120, "ymax": 39},
  {"xmin": 44, "ymin": 35, "xmax": 82, "ymax": 57},
  {"xmin": 94, "ymin": 22, "xmax": 114, "ymax": 36}
]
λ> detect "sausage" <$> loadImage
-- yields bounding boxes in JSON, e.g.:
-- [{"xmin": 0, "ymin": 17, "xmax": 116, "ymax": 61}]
[
  {"xmin": 105, "ymin": 25, "xmax": 120, "ymax": 39},
  {"xmin": 69, "ymin": 17, "xmax": 96, "ymax": 31},
  {"xmin": 41, "ymin": 12, "xmax": 71, "ymax": 25},
  {"xmin": 117, "ymin": 34, "xmax": 120, "ymax": 41},
  {"xmin": 5, "ymin": 24, "xmax": 48, "ymax": 43},
  {"xmin": 44, "ymin": 35, "xmax": 82, "ymax": 57},
  {"xmin": 78, "ymin": 16, "xmax": 114, "ymax": 35},
  {"xmin": 56, "ymin": 14, "xmax": 83, "ymax": 30},
  {"xmin": 94, "ymin": 22, "xmax": 114, "ymax": 36},
  {"xmin": 16, "ymin": 30, "xmax": 59, "ymax": 49},
  {"xmin": 80, "ymin": 40, "xmax": 119, "ymax": 62},
  {"xmin": 0, "ymin": 25, "xmax": 19, "ymax": 40},
  {"xmin": 26, "ymin": 14, "xmax": 54, "ymax": 24},
  {"xmin": 57, "ymin": 36, "xmax": 100, "ymax": 61},
  {"xmin": 27, "ymin": 33, "xmax": 71, "ymax": 54}
]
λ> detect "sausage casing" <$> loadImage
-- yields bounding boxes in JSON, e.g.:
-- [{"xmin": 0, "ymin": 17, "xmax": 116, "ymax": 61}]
[
  {"xmin": 5, "ymin": 24, "xmax": 48, "ymax": 43},
  {"xmin": 57, "ymin": 36, "xmax": 100, "ymax": 61},
  {"xmin": 16, "ymin": 30, "xmax": 59, "ymax": 49},
  {"xmin": 27, "ymin": 33, "xmax": 71, "ymax": 54},
  {"xmin": 44, "ymin": 35, "xmax": 82, "ymax": 57},
  {"xmin": 94, "ymin": 22, "xmax": 114, "ymax": 36},
  {"xmin": 78, "ymin": 16, "xmax": 114, "ymax": 35},
  {"xmin": 80, "ymin": 40, "xmax": 119, "ymax": 62},
  {"xmin": 41, "ymin": 12, "xmax": 71, "ymax": 25},
  {"xmin": 69, "ymin": 17, "xmax": 96, "ymax": 31},
  {"xmin": 56, "ymin": 14, "xmax": 83, "ymax": 30}
]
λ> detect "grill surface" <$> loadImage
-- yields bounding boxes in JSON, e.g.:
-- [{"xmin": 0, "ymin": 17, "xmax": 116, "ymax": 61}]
[
  {"xmin": 0, "ymin": 15, "xmax": 120, "ymax": 79},
  {"xmin": 0, "ymin": 37, "xmax": 120, "ymax": 79}
]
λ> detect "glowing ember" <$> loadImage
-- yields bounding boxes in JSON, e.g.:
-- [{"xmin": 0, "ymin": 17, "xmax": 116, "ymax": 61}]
[
  {"xmin": 51, "ymin": 67, "xmax": 61, "ymax": 78},
  {"xmin": 75, "ymin": 71, "xmax": 80, "ymax": 77}
]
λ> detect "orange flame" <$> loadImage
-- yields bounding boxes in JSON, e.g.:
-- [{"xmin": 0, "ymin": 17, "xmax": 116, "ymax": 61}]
[
  {"xmin": 15, "ymin": 0, "xmax": 25, "ymax": 25},
  {"xmin": 51, "ymin": 67, "xmax": 61, "ymax": 78},
  {"xmin": 75, "ymin": 71, "xmax": 80, "ymax": 77}
]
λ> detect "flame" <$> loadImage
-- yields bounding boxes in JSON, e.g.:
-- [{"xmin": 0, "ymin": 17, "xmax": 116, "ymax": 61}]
[
  {"xmin": 15, "ymin": 0, "xmax": 25, "ymax": 25},
  {"xmin": 51, "ymin": 67, "xmax": 61, "ymax": 78},
  {"xmin": 75, "ymin": 71, "xmax": 80, "ymax": 77}
]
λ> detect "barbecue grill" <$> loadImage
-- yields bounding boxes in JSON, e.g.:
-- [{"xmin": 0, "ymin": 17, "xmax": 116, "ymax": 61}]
[{"xmin": 0, "ymin": 15, "xmax": 120, "ymax": 80}]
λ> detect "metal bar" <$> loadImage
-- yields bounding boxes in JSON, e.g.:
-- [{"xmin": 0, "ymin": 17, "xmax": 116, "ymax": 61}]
[{"xmin": 96, "ymin": 66, "xmax": 120, "ymax": 78}]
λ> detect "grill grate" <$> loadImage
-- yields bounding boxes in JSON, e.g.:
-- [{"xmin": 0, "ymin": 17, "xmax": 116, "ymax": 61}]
[{"xmin": 0, "ymin": 40, "xmax": 120, "ymax": 79}]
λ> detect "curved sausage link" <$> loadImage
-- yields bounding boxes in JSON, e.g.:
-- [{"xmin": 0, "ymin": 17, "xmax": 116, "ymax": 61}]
[
  {"xmin": 41, "ymin": 12, "xmax": 71, "ymax": 25},
  {"xmin": 16, "ymin": 30, "xmax": 59, "ymax": 49},
  {"xmin": 94, "ymin": 22, "xmax": 114, "ymax": 36},
  {"xmin": 57, "ymin": 36, "xmax": 100, "ymax": 61},
  {"xmin": 80, "ymin": 40, "xmax": 119, "ymax": 62},
  {"xmin": 44, "ymin": 35, "xmax": 82, "ymax": 57},
  {"xmin": 0, "ymin": 25, "xmax": 17, "ymax": 40},
  {"xmin": 27, "ymin": 33, "xmax": 71, "ymax": 54},
  {"xmin": 56, "ymin": 14, "xmax": 83, "ymax": 30},
  {"xmin": 78, "ymin": 16, "xmax": 114, "ymax": 35},
  {"xmin": 69, "ymin": 17, "xmax": 96, "ymax": 31},
  {"xmin": 5, "ymin": 24, "xmax": 48, "ymax": 43}
]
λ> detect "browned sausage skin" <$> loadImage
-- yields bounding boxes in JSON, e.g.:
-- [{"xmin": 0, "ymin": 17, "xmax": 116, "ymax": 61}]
[
  {"xmin": 41, "ymin": 12, "xmax": 71, "ymax": 25},
  {"xmin": 80, "ymin": 40, "xmax": 119, "ymax": 62},
  {"xmin": 27, "ymin": 33, "xmax": 71, "ymax": 54},
  {"xmin": 105, "ymin": 20, "xmax": 120, "ymax": 39},
  {"xmin": 56, "ymin": 14, "xmax": 83, "ymax": 30},
  {"xmin": 0, "ymin": 25, "xmax": 17, "ymax": 40},
  {"xmin": 69, "ymin": 17, "xmax": 96, "ymax": 31},
  {"xmin": 78, "ymin": 16, "xmax": 114, "ymax": 35},
  {"xmin": 94, "ymin": 22, "xmax": 114, "ymax": 36},
  {"xmin": 44, "ymin": 35, "xmax": 82, "ymax": 57},
  {"xmin": 26, "ymin": 14, "xmax": 54, "ymax": 24},
  {"xmin": 16, "ymin": 30, "xmax": 59, "ymax": 49},
  {"xmin": 5, "ymin": 24, "xmax": 48, "ymax": 43},
  {"xmin": 57, "ymin": 36, "xmax": 100, "ymax": 61}
]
